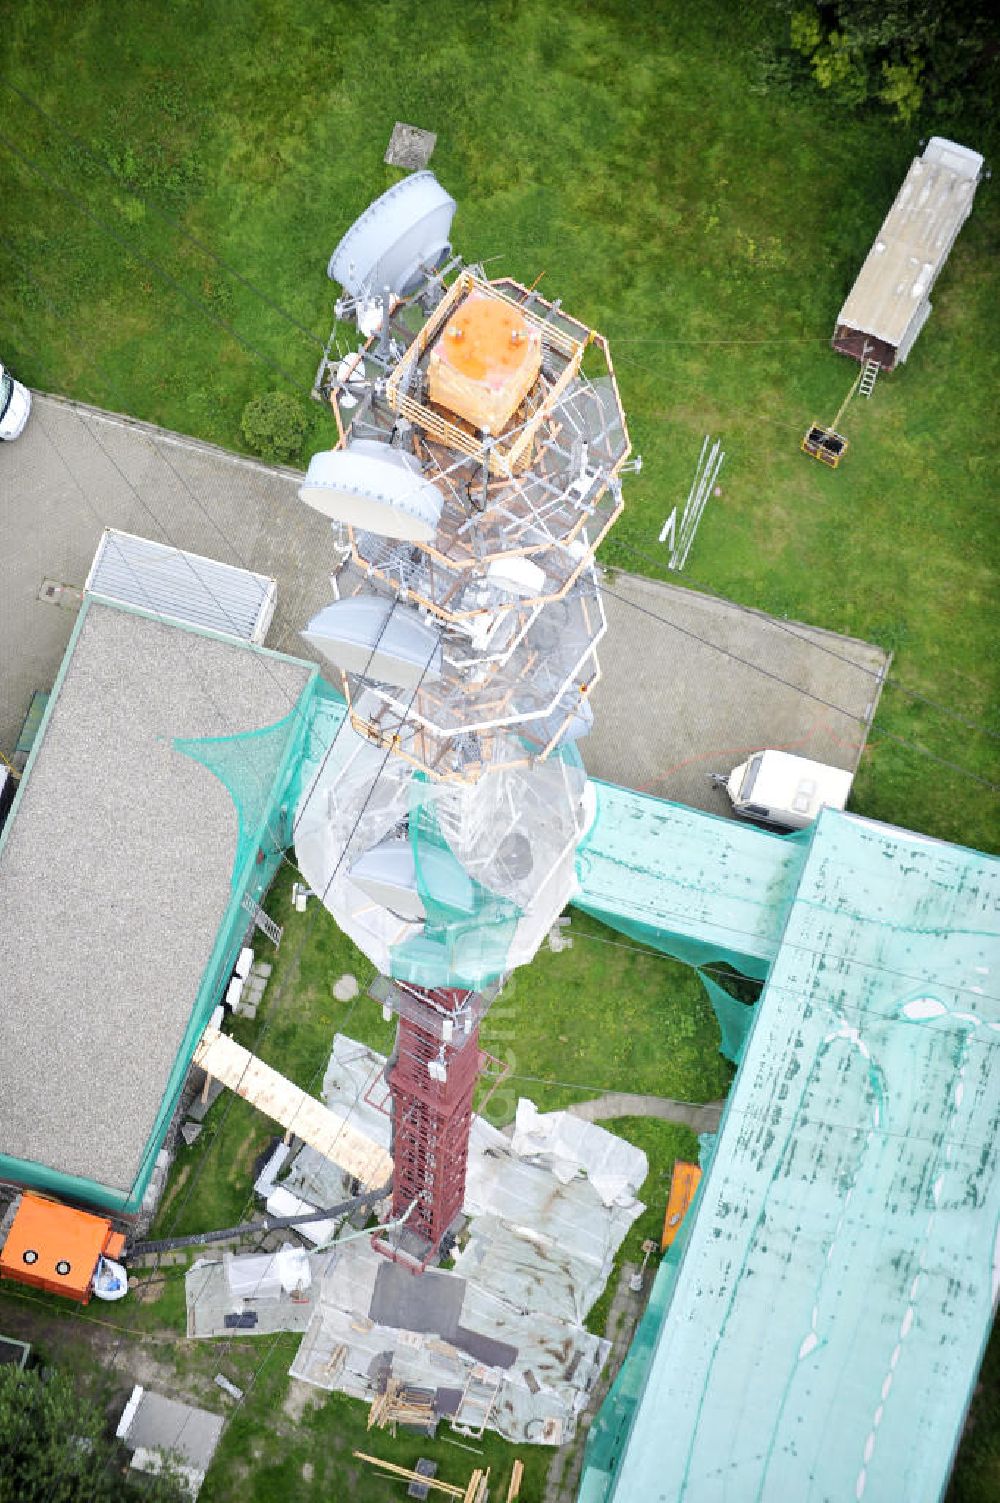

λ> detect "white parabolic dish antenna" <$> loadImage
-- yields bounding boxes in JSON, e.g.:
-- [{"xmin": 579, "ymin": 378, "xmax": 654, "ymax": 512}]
[
  {"xmin": 328, "ymin": 171, "xmax": 457, "ymax": 298},
  {"xmin": 302, "ymin": 596, "xmax": 442, "ymax": 688},
  {"xmin": 299, "ymin": 440, "xmax": 444, "ymax": 541},
  {"xmin": 350, "ymin": 837, "xmax": 477, "ymax": 919}
]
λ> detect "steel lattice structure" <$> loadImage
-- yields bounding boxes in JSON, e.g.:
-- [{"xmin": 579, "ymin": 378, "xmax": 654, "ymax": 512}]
[{"xmin": 295, "ymin": 171, "xmax": 636, "ymax": 1266}]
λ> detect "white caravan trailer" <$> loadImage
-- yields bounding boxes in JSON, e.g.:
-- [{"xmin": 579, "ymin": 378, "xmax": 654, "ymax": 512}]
[{"xmin": 712, "ymin": 750, "xmax": 853, "ymax": 832}]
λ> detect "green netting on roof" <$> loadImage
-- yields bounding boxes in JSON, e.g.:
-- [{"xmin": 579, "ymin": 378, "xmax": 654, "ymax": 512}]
[
  {"xmin": 105, "ymin": 672, "xmax": 325, "ymax": 1212},
  {"xmin": 388, "ymin": 772, "xmax": 521, "ymax": 990},
  {"xmin": 174, "ymin": 688, "xmax": 317, "ymax": 881},
  {"xmin": 696, "ymin": 970, "xmax": 756, "ymax": 1064},
  {"xmin": 573, "ymin": 781, "xmax": 808, "ymax": 983},
  {"xmin": 580, "ymin": 809, "xmax": 1000, "ymax": 1503}
]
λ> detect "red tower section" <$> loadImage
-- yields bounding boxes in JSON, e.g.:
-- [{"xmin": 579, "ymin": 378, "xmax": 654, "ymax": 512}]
[{"xmin": 372, "ymin": 982, "xmax": 492, "ymax": 1267}]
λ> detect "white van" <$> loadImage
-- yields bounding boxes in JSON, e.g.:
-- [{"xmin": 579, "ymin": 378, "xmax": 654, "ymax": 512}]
[
  {"xmin": 712, "ymin": 750, "xmax": 853, "ymax": 831},
  {"xmin": 0, "ymin": 362, "xmax": 31, "ymax": 440}
]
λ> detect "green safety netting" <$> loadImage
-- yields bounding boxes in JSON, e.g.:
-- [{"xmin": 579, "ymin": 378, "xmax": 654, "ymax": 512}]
[
  {"xmin": 389, "ymin": 771, "xmax": 521, "ymax": 990},
  {"xmin": 573, "ymin": 780, "xmax": 807, "ymax": 976},
  {"xmin": 696, "ymin": 970, "xmax": 756, "ymax": 1065},
  {"xmin": 573, "ymin": 782, "xmax": 811, "ymax": 1063},
  {"xmin": 106, "ymin": 674, "xmax": 326, "ymax": 1213},
  {"xmin": 579, "ymin": 809, "xmax": 1000, "ymax": 1503}
]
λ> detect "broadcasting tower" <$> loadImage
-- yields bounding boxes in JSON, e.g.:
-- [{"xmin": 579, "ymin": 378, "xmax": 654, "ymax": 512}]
[{"xmin": 294, "ymin": 172, "xmax": 634, "ymax": 1268}]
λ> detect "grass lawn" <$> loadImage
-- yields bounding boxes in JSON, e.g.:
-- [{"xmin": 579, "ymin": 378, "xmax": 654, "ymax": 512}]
[
  {"xmin": 0, "ymin": 2, "xmax": 997, "ymax": 1499},
  {"xmin": 0, "ymin": 0, "xmax": 996, "ymax": 850}
]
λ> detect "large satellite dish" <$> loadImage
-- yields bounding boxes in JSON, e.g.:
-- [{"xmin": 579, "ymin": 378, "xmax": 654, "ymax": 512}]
[
  {"xmin": 350, "ymin": 837, "xmax": 476, "ymax": 919},
  {"xmin": 328, "ymin": 171, "xmax": 457, "ymax": 299},
  {"xmin": 302, "ymin": 596, "xmax": 442, "ymax": 688},
  {"xmin": 299, "ymin": 440, "xmax": 443, "ymax": 541}
]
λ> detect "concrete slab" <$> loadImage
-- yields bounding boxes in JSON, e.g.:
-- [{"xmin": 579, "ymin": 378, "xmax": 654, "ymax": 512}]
[
  {"xmin": 586, "ymin": 572, "xmax": 888, "ymax": 811},
  {"xmin": 0, "ymin": 393, "xmax": 888, "ymax": 810},
  {"xmin": 0, "ymin": 392, "xmax": 332, "ymax": 755},
  {"xmin": 186, "ymin": 1256, "xmax": 324, "ymax": 1339},
  {"xmin": 385, "ymin": 122, "xmax": 437, "ymax": 169}
]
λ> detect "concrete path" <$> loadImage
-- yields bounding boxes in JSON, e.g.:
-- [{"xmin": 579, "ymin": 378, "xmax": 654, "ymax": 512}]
[
  {"xmin": 1, "ymin": 392, "xmax": 888, "ymax": 809},
  {"xmin": 543, "ymin": 1258, "xmax": 650, "ymax": 1503},
  {"xmin": 566, "ymin": 1092, "xmax": 724, "ymax": 1134}
]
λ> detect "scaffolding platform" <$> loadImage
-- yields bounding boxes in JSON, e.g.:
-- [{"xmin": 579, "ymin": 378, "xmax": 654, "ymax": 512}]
[{"xmin": 801, "ymin": 423, "xmax": 848, "ymax": 468}]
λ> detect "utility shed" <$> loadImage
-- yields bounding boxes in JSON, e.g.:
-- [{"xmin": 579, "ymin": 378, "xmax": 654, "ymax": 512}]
[
  {"xmin": 85, "ymin": 528, "xmax": 277, "ymax": 643},
  {"xmin": 0, "ymin": 599, "xmax": 315, "ymax": 1213},
  {"xmin": 117, "ymin": 1384, "xmax": 224, "ymax": 1498},
  {"xmin": 833, "ymin": 136, "xmax": 983, "ymax": 369},
  {"xmin": 581, "ymin": 808, "xmax": 1000, "ymax": 1503}
]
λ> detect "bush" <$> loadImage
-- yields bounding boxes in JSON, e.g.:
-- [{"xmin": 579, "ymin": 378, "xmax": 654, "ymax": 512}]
[{"xmin": 240, "ymin": 390, "xmax": 308, "ymax": 465}]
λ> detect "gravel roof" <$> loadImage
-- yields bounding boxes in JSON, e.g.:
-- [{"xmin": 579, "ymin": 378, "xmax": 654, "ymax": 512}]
[{"xmin": 0, "ymin": 602, "xmax": 311, "ymax": 1197}]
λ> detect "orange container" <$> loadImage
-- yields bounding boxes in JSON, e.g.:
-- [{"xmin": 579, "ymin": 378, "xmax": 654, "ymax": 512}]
[
  {"xmin": 661, "ymin": 1161, "xmax": 702, "ymax": 1251},
  {"xmin": 428, "ymin": 291, "xmax": 542, "ymax": 434},
  {"xmin": 0, "ymin": 1193, "xmax": 124, "ymax": 1303}
]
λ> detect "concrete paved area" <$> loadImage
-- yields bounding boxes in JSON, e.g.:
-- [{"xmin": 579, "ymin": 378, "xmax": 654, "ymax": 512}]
[
  {"xmin": 0, "ymin": 392, "xmax": 332, "ymax": 756},
  {"xmin": 566, "ymin": 1092, "xmax": 724, "ymax": 1134},
  {"xmin": 587, "ymin": 574, "xmax": 888, "ymax": 809},
  {"xmin": 1, "ymin": 393, "xmax": 888, "ymax": 810}
]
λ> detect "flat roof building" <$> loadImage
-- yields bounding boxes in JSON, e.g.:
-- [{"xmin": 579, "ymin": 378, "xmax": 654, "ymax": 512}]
[
  {"xmin": 581, "ymin": 808, "xmax": 1000, "ymax": 1502},
  {"xmin": 833, "ymin": 136, "xmax": 983, "ymax": 370},
  {"xmin": 0, "ymin": 597, "xmax": 316, "ymax": 1213}
]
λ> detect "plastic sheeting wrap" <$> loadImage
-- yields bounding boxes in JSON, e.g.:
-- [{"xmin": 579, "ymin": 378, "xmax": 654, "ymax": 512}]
[
  {"xmin": 289, "ymin": 1221, "xmax": 612, "ymax": 1445},
  {"xmin": 224, "ymin": 1243, "xmax": 312, "ymax": 1302},
  {"xmin": 252, "ymin": 1034, "xmax": 647, "ymax": 1444},
  {"xmin": 294, "ymin": 696, "xmax": 590, "ymax": 986},
  {"xmin": 510, "ymin": 1100, "xmax": 648, "ymax": 1205}
]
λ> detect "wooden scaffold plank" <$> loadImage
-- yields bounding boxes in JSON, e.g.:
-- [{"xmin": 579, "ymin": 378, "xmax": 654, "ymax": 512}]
[{"xmin": 193, "ymin": 1026, "xmax": 392, "ymax": 1188}]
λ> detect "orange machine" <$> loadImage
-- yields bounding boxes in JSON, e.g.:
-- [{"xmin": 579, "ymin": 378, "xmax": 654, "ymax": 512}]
[
  {"xmin": 661, "ymin": 1161, "xmax": 702, "ymax": 1251},
  {"xmin": 0, "ymin": 1193, "xmax": 125, "ymax": 1304},
  {"xmin": 427, "ymin": 290, "xmax": 542, "ymax": 435}
]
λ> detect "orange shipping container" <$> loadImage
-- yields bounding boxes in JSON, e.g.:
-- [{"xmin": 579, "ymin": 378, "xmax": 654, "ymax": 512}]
[{"xmin": 0, "ymin": 1193, "xmax": 125, "ymax": 1304}]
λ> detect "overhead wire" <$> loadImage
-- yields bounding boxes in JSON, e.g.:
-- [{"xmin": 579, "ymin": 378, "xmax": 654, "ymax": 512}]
[
  {"xmin": 1, "ymin": 330, "xmax": 306, "ymax": 870},
  {"xmin": 100, "ymin": 626, "xmax": 443, "ymax": 1379},
  {"xmin": 4, "ymin": 331, "xmax": 997, "ymax": 1035},
  {"xmin": 0, "ymin": 133, "xmax": 305, "ymax": 390},
  {"xmin": 603, "ymin": 534, "xmax": 1000, "ymax": 742},
  {"xmin": 598, "ymin": 581, "xmax": 1000, "ymax": 793},
  {"xmin": 0, "ymin": 79, "xmax": 331, "ymax": 354},
  {"xmin": 3, "ymin": 118, "xmax": 991, "ymax": 763}
]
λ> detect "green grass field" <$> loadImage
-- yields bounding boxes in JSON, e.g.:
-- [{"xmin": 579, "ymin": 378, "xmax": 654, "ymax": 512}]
[
  {"xmin": 1, "ymin": 0, "xmax": 996, "ymax": 848},
  {"xmin": 1, "ymin": 1, "xmax": 997, "ymax": 1499}
]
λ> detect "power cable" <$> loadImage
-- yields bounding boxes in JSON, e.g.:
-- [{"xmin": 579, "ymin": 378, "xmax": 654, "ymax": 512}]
[
  {"xmin": 603, "ymin": 534, "xmax": 1000, "ymax": 742},
  {"xmin": 101, "ymin": 634, "xmax": 442, "ymax": 1377},
  {"xmin": 0, "ymin": 133, "xmax": 305, "ymax": 390},
  {"xmin": 0, "ymin": 253, "xmax": 327, "ymax": 704},
  {"xmin": 6, "ymin": 348, "xmax": 303, "ymax": 868},
  {"xmin": 10, "ymin": 330, "xmax": 998, "ymax": 1017},
  {"xmin": 1, "ymin": 77, "xmax": 857, "ymax": 365},
  {"xmin": 0, "ymin": 77, "xmax": 330, "ymax": 353},
  {"xmin": 598, "ymin": 581, "xmax": 1000, "ymax": 793},
  {"xmin": 7, "ymin": 187, "xmax": 990, "ymax": 791}
]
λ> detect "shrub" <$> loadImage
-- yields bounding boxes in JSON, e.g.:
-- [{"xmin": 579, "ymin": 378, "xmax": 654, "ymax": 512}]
[{"xmin": 241, "ymin": 390, "xmax": 308, "ymax": 465}]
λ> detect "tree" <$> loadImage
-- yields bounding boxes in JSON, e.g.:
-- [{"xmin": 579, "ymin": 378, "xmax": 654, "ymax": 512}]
[
  {"xmin": 0, "ymin": 1366, "xmax": 188, "ymax": 1503},
  {"xmin": 240, "ymin": 389, "xmax": 309, "ymax": 465},
  {"xmin": 777, "ymin": 1, "xmax": 994, "ymax": 121}
]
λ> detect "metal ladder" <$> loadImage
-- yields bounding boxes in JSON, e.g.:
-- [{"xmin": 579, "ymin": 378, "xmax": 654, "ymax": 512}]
[{"xmin": 859, "ymin": 358, "xmax": 880, "ymax": 399}]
